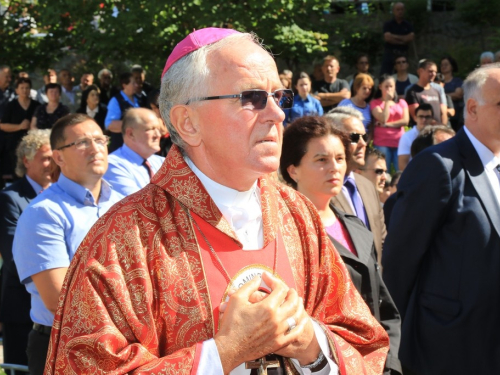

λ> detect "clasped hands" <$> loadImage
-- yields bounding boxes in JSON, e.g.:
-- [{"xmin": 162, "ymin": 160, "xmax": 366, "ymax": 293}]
[{"xmin": 214, "ymin": 272, "xmax": 321, "ymax": 374}]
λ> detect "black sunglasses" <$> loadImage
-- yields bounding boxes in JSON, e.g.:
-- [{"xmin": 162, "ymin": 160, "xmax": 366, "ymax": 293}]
[
  {"xmin": 186, "ymin": 89, "xmax": 294, "ymax": 110},
  {"xmin": 350, "ymin": 133, "xmax": 369, "ymax": 144},
  {"xmin": 361, "ymin": 168, "xmax": 387, "ymax": 175}
]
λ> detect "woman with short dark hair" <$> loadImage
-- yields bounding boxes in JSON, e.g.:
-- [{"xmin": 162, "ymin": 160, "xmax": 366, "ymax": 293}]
[
  {"xmin": 280, "ymin": 116, "xmax": 402, "ymax": 375},
  {"xmin": 76, "ymin": 85, "xmax": 107, "ymax": 131},
  {"xmin": 31, "ymin": 83, "xmax": 70, "ymax": 130}
]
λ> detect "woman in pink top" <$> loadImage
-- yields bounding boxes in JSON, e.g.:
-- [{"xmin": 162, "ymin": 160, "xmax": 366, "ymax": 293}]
[
  {"xmin": 370, "ymin": 74, "xmax": 409, "ymax": 171},
  {"xmin": 280, "ymin": 116, "xmax": 402, "ymax": 374}
]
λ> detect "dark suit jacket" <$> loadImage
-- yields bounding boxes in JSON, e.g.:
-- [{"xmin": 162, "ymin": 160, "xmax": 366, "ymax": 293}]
[
  {"xmin": 0, "ymin": 176, "xmax": 35, "ymax": 323},
  {"xmin": 331, "ymin": 173, "xmax": 387, "ymax": 265},
  {"xmin": 382, "ymin": 128, "xmax": 500, "ymax": 374},
  {"xmin": 329, "ymin": 206, "xmax": 401, "ymax": 374}
]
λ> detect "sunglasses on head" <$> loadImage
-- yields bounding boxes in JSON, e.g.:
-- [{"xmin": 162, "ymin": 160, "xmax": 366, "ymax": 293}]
[
  {"xmin": 186, "ymin": 89, "xmax": 294, "ymax": 110},
  {"xmin": 350, "ymin": 133, "xmax": 369, "ymax": 143}
]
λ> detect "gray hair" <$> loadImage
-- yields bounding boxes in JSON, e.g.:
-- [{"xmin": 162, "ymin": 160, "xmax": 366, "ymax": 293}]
[
  {"xmin": 159, "ymin": 32, "xmax": 263, "ymax": 149},
  {"xmin": 97, "ymin": 68, "xmax": 113, "ymax": 80},
  {"xmin": 324, "ymin": 106, "xmax": 364, "ymax": 130},
  {"xmin": 462, "ymin": 62, "xmax": 500, "ymax": 120},
  {"xmin": 15, "ymin": 129, "xmax": 51, "ymax": 177},
  {"xmin": 480, "ymin": 51, "xmax": 494, "ymax": 64}
]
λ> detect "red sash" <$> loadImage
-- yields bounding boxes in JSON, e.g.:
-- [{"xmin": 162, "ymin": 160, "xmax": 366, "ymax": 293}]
[{"xmin": 191, "ymin": 211, "xmax": 296, "ymax": 331}]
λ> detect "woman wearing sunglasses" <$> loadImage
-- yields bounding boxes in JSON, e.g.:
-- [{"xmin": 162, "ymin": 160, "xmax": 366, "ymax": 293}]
[
  {"xmin": 370, "ymin": 74, "xmax": 409, "ymax": 172},
  {"xmin": 280, "ymin": 115, "xmax": 402, "ymax": 375}
]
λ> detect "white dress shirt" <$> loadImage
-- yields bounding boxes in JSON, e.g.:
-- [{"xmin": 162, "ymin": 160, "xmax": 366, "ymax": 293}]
[{"xmin": 185, "ymin": 157, "xmax": 338, "ymax": 375}]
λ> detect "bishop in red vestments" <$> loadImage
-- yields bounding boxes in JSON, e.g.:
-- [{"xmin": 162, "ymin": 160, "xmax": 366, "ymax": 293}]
[{"xmin": 46, "ymin": 28, "xmax": 389, "ymax": 374}]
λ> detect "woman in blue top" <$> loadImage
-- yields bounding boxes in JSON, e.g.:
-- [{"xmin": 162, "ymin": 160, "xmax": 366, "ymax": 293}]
[
  {"xmin": 337, "ymin": 73, "xmax": 373, "ymax": 132},
  {"xmin": 285, "ymin": 72, "xmax": 323, "ymax": 125}
]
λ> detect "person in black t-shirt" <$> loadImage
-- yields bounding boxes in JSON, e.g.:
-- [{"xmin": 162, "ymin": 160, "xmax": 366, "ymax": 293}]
[
  {"xmin": 0, "ymin": 77, "xmax": 40, "ymax": 180},
  {"xmin": 405, "ymin": 60, "xmax": 447, "ymax": 126},
  {"xmin": 380, "ymin": 2, "xmax": 415, "ymax": 75},
  {"xmin": 312, "ymin": 55, "xmax": 350, "ymax": 113}
]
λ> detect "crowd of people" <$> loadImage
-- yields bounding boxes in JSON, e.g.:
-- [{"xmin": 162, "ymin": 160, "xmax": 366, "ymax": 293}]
[{"xmin": 0, "ymin": 3, "xmax": 499, "ymax": 375}]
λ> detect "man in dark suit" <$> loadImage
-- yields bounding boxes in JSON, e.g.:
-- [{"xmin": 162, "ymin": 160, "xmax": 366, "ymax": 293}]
[
  {"xmin": 383, "ymin": 63, "xmax": 500, "ymax": 374},
  {"xmin": 326, "ymin": 107, "xmax": 387, "ymax": 264},
  {"xmin": 0, "ymin": 129, "xmax": 52, "ymax": 366}
]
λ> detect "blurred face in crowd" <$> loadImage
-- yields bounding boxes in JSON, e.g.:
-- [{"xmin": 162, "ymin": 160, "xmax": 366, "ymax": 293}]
[
  {"xmin": 0, "ymin": 67, "xmax": 12, "ymax": 90},
  {"xmin": 419, "ymin": 63, "xmax": 437, "ymax": 85},
  {"xmin": 342, "ymin": 117, "xmax": 367, "ymax": 170},
  {"xmin": 393, "ymin": 2, "xmax": 405, "ymax": 21},
  {"xmin": 86, "ymin": 89, "xmax": 100, "ymax": 109},
  {"xmin": 81, "ymin": 74, "xmax": 94, "ymax": 89},
  {"xmin": 322, "ymin": 59, "xmax": 340, "ymax": 83},
  {"xmin": 16, "ymin": 82, "xmax": 31, "ymax": 100},
  {"xmin": 415, "ymin": 109, "xmax": 433, "ymax": 129},
  {"xmin": 122, "ymin": 78, "xmax": 138, "ymax": 97},
  {"xmin": 480, "ymin": 56, "xmax": 493, "ymax": 66},
  {"xmin": 100, "ymin": 72, "xmax": 112, "ymax": 88},
  {"xmin": 355, "ymin": 81, "xmax": 373, "ymax": 101},
  {"xmin": 127, "ymin": 110, "xmax": 162, "ymax": 158},
  {"xmin": 46, "ymin": 87, "xmax": 61, "ymax": 103},
  {"xmin": 132, "ymin": 71, "xmax": 144, "ymax": 94},
  {"xmin": 312, "ymin": 64, "xmax": 324, "ymax": 82},
  {"xmin": 440, "ymin": 59, "xmax": 453, "ymax": 75},
  {"xmin": 175, "ymin": 39, "xmax": 285, "ymax": 190},
  {"xmin": 52, "ymin": 120, "xmax": 108, "ymax": 186},
  {"xmin": 296, "ymin": 77, "xmax": 311, "ymax": 98},
  {"xmin": 356, "ymin": 57, "xmax": 370, "ymax": 74},
  {"xmin": 287, "ymin": 134, "xmax": 347, "ymax": 201},
  {"xmin": 25, "ymin": 144, "xmax": 52, "ymax": 189},
  {"xmin": 379, "ymin": 77, "xmax": 396, "ymax": 100},
  {"xmin": 394, "ymin": 57, "xmax": 409, "ymax": 74},
  {"xmin": 59, "ymin": 70, "xmax": 72, "ymax": 87},
  {"xmin": 359, "ymin": 155, "xmax": 387, "ymax": 194}
]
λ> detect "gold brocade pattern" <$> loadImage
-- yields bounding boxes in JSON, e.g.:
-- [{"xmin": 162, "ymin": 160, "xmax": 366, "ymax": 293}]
[{"xmin": 45, "ymin": 145, "xmax": 389, "ymax": 375}]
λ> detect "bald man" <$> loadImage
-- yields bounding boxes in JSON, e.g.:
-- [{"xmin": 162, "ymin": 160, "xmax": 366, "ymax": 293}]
[{"xmin": 104, "ymin": 107, "xmax": 164, "ymax": 196}]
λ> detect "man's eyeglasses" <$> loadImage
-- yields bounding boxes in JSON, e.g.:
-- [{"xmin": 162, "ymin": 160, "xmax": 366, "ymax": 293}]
[
  {"xmin": 57, "ymin": 136, "xmax": 110, "ymax": 151},
  {"xmin": 186, "ymin": 89, "xmax": 294, "ymax": 110},
  {"xmin": 350, "ymin": 133, "xmax": 369, "ymax": 144},
  {"xmin": 417, "ymin": 115, "xmax": 433, "ymax": 120},
  {"xmin": 361, "ymin": 168, "xmax": 387, "ymax": 175}
]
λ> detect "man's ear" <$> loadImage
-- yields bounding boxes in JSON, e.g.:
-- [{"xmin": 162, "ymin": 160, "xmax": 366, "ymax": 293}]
[
  {"xmin": 124, "ymin": 126, "xmax": 134, "ymax": 140},
  {"xmin": 169, "ymin": 105, "xmax": 201, "ymax": 147},
  {"xmin": 466, "ymin": 98, "xmax": 478, "ymax": 121},
  {"xmin": 51, "ymin": 149, "xmax": 65, "ymax": 168},
  {"xmin": 287, "ymin": 164, "xmax": 298, "ymax": 182}
]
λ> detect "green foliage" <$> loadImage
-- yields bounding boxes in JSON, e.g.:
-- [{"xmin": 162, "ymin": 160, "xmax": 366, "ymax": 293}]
[
  {"xmin": 458, "ymin": 0, "xmax": 500, "ymax": 28},
  {"xmin": 2, "ymin": 0, "xmax": 333, "ymax": 84}
]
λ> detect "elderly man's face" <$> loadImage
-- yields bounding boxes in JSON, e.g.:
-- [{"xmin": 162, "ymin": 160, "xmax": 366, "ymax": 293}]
[
  {"xmin": 25, "ymin": 144, "xmax": 52, "ymax": 188},
  {"xmin": 190, "ymin": 40, "xmax": 285, "ymax": 184},
  {"xmin": 393, "ymin": 3, "xmax": 405, "ymax": 19},
  {"xmin": 342, "ymin": 117, "xmax": 367, "ymax": 169},
  {"xmin": 472, "ymin": 69, "xmax": 500, "ymax": 145}
]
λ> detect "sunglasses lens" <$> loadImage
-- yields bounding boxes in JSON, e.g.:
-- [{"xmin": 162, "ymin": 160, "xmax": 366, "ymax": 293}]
[
  {"xmin": 241, "ymin": 90, "xmax": 267, "ymax": 110},
  {"xmin": 362, "ymin": 134, "xmax": 369, "ymax": 142},
  {"xmin": 350, "ymin": 133, "xmax": 359, "ymax": 143},
  {"xmin": 278, "ymin": 89, "xmax": 294, "ymax": 109}
]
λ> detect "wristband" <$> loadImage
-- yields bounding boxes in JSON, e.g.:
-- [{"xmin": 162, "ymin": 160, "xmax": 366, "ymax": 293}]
[{"xmin": 301, "ymin": 350, "xmax": 327, "ymax": 372}]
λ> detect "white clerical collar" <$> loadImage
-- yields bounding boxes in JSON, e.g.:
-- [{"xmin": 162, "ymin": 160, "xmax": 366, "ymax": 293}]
[{"xmin": 185, "ymin": 156, "xmax": 263, "ymax": 249}]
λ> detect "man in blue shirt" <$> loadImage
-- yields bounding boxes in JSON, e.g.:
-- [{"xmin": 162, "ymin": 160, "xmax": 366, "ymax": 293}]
[
  {"xmin": 105, "ymin": 72, "xmax": 141, "ymax": 152},
  {"xmin": 104, "ymin": 108, "xmax": 164, "ymax": 196},
  {"xmin": 0, "ymin": 129, "xmax": 52, "ymax": 367},
  {"xmin": 12, "ymin": 113, "xmax": 123, "ymax": 375}
]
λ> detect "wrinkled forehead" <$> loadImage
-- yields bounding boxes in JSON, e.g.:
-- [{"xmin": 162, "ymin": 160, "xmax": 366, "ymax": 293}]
[{"xmin": 206, "ymin": 41, "xmax": 279, "ymax": 85}]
